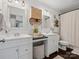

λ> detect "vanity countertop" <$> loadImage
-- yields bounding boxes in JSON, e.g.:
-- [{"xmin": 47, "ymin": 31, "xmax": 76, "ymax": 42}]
[
  {"xmin": 33, "ymin": 32, "xmax": 59, "ymax": 43},
  {"xmin": 42, "ymin": 32, "xmax": 59, "ymax": 36},
  {"xmin": 33, "ymin": 35, "xmax": 48, "ymax": 43},
  {"xmin": 0, "ymin": 32, "xmax": 59, "ymax": 42},
  {"xmin": 0, "ymin": 34, "xmax": 32, "ymax": 41}
]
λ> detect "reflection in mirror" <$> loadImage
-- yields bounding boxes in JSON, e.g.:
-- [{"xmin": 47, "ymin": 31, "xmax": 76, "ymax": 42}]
[
  {"xmin": 43, "ymin": 15, "xmax": 50, "ymax": 28},
  {"xmin": 10, "ymin": 14, "xmax": 23, "ymax": 27},
  {"xmin": 8, "ymin": 6, "xmax": 25, "ymax": 28},
  {"xmin": 41, "ymin": 15, "xmax": 51, "ymax": 34}
]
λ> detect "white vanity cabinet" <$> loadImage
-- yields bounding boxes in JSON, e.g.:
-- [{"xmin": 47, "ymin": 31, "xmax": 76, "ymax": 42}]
[
  {"xmin": 0, "ymin": 48, "xmax": 18, "ymax": 59},
  {"xmin": 45, "ymin": 34, "xmax": 59, "ymax": 57},
  {"xmin": 0, "ymin": 0, "xmax": 2, "ymax": 13},
  {"xmin": 19, "ymin": 44, "xmax": 32, "ymax": 59},
  {"xmin": 0, "ymin": 37, "xmax": 33, "ymax": 59}
]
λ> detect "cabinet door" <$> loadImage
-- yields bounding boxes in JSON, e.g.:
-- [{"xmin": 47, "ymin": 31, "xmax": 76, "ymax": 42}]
[
  {"xmin": 47, "ymin": 35, "xmax": 59, "ymax": 55},
  {"xmin": 19, "ymin": 44, "xmax": 32, "ymax": 59},
  {"xmin": 0, "ymin": 48, "xmax": 18, "ymax": 59}
]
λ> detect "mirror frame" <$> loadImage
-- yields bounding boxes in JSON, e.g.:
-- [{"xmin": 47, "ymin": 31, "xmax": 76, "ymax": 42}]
[{"xmin": 7, "ymin": 6, "xmax": 26, "ymax": 31}]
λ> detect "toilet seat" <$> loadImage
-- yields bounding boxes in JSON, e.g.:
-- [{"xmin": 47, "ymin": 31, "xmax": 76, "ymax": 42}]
[{"xmin": 59, "ymin": 41, "xmax": 69, "ymax": 50}]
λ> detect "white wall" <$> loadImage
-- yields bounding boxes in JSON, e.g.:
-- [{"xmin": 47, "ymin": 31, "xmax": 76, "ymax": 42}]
[
  {"xmin": 31, "ymin": 0, "xmax": 58, "ymax": 15},
  {"xmin": 26, "ymin": 0, "xmax": 59, "ymax": 34},
  {"xmin": 0, "ymin": 0, "xmax": 59, "ymax": 35}
]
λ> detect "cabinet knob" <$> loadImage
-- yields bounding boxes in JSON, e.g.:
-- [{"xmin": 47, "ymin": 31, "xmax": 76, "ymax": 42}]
[{"xmin": 0, "ymin": 39, "xmax": 5, "ymax": 43}]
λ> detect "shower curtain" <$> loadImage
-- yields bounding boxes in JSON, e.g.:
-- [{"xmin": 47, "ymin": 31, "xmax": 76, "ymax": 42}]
[{"xmin": 60, "ymin": 10, "xmax": 79, "ymax": 48}]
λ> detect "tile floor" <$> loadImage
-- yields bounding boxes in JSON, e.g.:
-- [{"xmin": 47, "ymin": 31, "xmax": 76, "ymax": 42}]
[
  {"xmin": 44, "ymin": 48, "xmax": 79, "ymax": 59},
  {"xmin": 53, "ymin": 55, "xmax": 64, "ymax": 59}
]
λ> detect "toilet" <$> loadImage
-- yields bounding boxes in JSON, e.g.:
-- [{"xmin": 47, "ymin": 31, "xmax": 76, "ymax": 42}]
[{"xmin": 59, "ymin": 40, "xmax": 69, "ymax": 50}]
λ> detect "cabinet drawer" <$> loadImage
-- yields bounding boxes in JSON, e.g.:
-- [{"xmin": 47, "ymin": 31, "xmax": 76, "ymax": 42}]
[
  {"xmin": 0, "ymin": 38, "xmax": 32, "ymax": 49},
  {"xmin": 19, "ymin": 44, "xmax": 32, "ymax": 56}
]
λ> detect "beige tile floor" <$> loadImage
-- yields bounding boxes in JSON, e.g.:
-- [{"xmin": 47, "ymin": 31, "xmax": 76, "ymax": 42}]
[{"xmin": 53, "ymin": 55, "xmax": 64, "ymax": 59}]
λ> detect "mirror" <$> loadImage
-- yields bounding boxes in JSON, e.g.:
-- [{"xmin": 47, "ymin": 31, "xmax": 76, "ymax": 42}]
[
  {"xmin": 41, "ymin": 15, "xmax": 51, "ymax": 33},
  {"xmin": 8, "ymin": 6, "xmax": 25, "ymax": 28},
  {"xmin": 43, "ymin": 15, "xmax": 50, "ymax": 28}
]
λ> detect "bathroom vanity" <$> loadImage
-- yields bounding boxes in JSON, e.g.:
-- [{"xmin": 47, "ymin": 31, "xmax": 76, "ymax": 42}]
[
  {"xmin": 33, "ymin": 33, "xmax": 59, "ymax": 58},
  {"xmin": 0, "ymin": 35, "xmax": 33, "ymax": 59},
  {"xmin": 0, "ymin": 0, "xmax": 33, "ymax": 59}
]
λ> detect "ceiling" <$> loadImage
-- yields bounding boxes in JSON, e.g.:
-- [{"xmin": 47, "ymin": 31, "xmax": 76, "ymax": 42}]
[{"xmin": 37, "ymin": 0, "xmax": 79, "ymax": 14}]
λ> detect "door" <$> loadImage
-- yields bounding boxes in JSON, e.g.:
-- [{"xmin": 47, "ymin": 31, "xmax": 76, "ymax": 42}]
[{"xmin": 0, "ymin": 48, "xmax": 19, "ymax": 59}]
